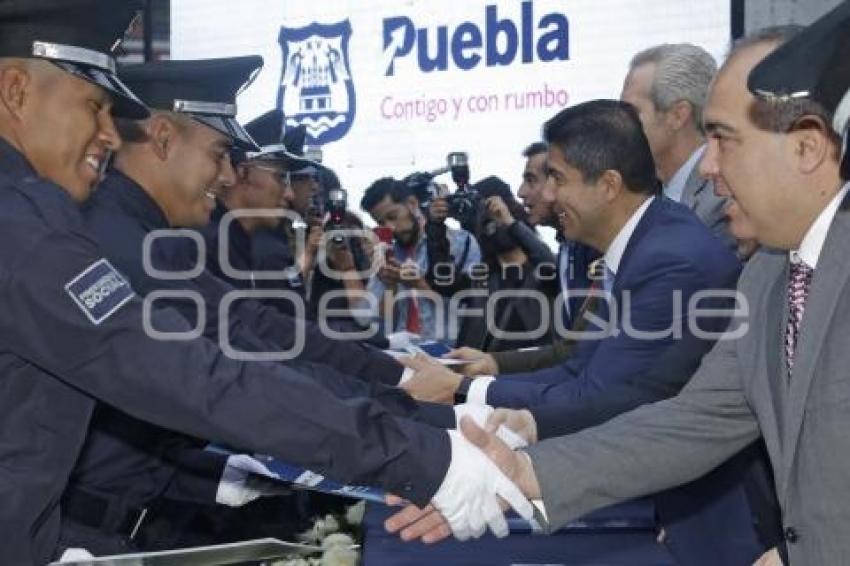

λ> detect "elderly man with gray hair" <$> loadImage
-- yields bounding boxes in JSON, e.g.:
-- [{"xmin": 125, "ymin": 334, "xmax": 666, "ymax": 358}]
[{"xmin": 622, "ymin": 43, "xmax": 735, "ymax": 250}]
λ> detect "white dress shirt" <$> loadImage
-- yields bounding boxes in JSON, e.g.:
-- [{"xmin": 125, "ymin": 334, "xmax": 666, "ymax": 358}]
[
  {"xmin": 791, "ymin": 182, "xmax": 850, "ymax": 269},
  {"xmin": 663, "ymin": 145, "xmax": 706, "ymax": 204}
]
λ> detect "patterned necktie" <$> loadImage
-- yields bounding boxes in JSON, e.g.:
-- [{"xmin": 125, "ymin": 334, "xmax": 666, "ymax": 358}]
[{"xmin": 784, "ymin": 260, "xmax": 814, "ymax": 371}]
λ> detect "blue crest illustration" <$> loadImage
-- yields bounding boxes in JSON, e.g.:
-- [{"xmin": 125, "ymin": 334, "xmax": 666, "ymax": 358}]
[{"xmin": 277, "ymin": 20, "xmax": 356, "ymax": 145}]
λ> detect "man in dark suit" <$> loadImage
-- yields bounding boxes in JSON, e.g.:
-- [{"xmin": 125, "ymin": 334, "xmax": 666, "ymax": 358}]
[
  {"xmin": 452, "ymin": 143, "xmax": 599, "ymax": 375},
  {"xmin": 403, "ymin": 101, "xmax": 741, "ymax": 412}
]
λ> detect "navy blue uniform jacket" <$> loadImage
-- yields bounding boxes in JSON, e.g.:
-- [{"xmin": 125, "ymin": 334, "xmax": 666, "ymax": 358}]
[{"xmin": 0, "ymin": 141, "xmax": 449, "ymax": 565}]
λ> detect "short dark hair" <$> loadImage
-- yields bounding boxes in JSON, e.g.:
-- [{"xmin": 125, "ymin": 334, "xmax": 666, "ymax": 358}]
[
  {"xmin": 360, "ymin": 177, "xmax": 397, "ymax": 211},
  {"xmin": 387, "ymin": 180, "xmax": 417, "ymax": 203},
  {"xmin": 473, "ymin": 175, "xmax": 530, "ymax": 225},
  {"xmin": 543, "ymin": 100, "xmax": 659, "ymax": 195},
  {"xmin": 522, "ymin": 141, "xmax": 548, "ymax": 158}
]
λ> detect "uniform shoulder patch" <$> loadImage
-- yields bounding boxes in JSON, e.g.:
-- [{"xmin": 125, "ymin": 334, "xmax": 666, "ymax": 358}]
[{"xmin": 65, "ymin": 259, "xmax": 135, "ymax": 325}]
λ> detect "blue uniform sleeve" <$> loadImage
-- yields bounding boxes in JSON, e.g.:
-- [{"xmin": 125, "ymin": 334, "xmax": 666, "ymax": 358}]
[
  {"xmin": 1, "ymin": 230, "xmax": 449, "ymax": 506},
  {"xmin": 149, "ymin": 238, "xmax": 404, "ymax": 387}
]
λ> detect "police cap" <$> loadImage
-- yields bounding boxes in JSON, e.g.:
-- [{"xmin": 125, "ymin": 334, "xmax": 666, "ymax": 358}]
[
  {"xmin": 279, "ymin": 123, "xmax": 317, "ymax": 175},
  {"xmin": 747, "ymin": 0, "xmax": 850, "ymax": 176},
  {"xmin": 0, "ymin": 0, "xmax": 148, "ymax": 119},
  {"xmin": 120, "ymin": 56, "xmax": 263, "ymax": 150},
  {"xmin": 244, "ymin": 108, "xmax": 319, "ymax": 171}
]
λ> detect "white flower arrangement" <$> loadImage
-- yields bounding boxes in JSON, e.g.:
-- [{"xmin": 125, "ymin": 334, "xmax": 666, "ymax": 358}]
[{"xmin": 269, "ymin": 501, "xmax": 365, "ymax": 566}]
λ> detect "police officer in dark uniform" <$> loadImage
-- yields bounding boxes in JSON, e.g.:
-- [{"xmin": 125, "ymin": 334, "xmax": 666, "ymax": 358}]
[
  {"xmin": 65, "ymin": 57, "xmax": 447, "ymax": 554},
  {"xmin": 0, "ymin": 2, "xmax": 524, "ymax": 562},
  {"xmin": 201, "ymin": 108, "xmax": 312, "ymax": 314},
  {"xmin": 86, "ymin": 58, "xmax": 407, "ymax": 390}
]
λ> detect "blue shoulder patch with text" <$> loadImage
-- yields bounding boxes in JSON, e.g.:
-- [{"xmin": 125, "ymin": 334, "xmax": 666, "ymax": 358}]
[{"xmin": 65, "ymin": 259, "xmax": 135, "ymax": 325}]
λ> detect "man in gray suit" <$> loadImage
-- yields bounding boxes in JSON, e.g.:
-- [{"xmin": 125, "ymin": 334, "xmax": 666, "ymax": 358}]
[
  {"xmin": 386, "ymin": 15, "xmax": 850, "ymax": 565},
  {"xmin": 622, "ymin": 43, "xmax": 736, "ymax": 250}
]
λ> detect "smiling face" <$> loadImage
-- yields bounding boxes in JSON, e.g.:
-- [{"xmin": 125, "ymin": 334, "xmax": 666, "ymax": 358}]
[
  {"xmin": 543, "ymin": 145, "xmax": 608, "ymax": 245},
  {"xmin": 160, "ymin": 116, "xmax": 236, "ymax": 227},
  {"xmin": 5, "ymin": 60, "xmax": 121, "ymax": 201}
]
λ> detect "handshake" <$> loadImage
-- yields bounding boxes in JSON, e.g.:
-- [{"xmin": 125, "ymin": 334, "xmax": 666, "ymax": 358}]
[{"xmin": 385, "ymin": 387, "xmax": 543, "ymax": 543}]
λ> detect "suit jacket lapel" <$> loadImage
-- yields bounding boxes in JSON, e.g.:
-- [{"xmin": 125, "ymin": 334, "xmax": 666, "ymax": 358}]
[
  {"xmin": 752, "ymin": 252, "xmax": 791, "ymax": 495},
  {"xmin": 780, "ymin": 203, "xmax": 850, "ymax": 491},
  {"xmin": 611, "ymin": 197, "xmax": 662, "ymax": 293}
]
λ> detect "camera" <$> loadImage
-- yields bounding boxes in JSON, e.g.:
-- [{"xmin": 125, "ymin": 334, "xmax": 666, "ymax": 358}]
[
  {"xmin": 443, "ymin": 153, "xmax": 480, "ymax": 227},
  {"xmin": 447, "ymin": 151, "xmax": 470, "ymax": 188},
  {"xmin": 406, "ymin": 151, "xmax": 481, "ymax": 228},
  {"xmin": 326, "ymin": 188, "xmax": 347, "ymax": 244}
]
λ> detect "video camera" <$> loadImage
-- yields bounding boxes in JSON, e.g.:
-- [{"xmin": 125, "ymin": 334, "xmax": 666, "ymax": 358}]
[{"xmin": 404, "ymin": 151, "xmax": 480, "ymax": 227}]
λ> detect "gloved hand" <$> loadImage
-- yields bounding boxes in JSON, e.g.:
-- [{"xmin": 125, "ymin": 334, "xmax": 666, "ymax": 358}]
[
  {"xmin": 430, "ymin": 430, "xmax": 533, "ymax": 540},
  {"xmin": 453, "ymin": 403, "xmax": 528, "ymax": 449},
  {"xmin": 216, "ymin": 454, "xmax": 291, "ymax": 507}
]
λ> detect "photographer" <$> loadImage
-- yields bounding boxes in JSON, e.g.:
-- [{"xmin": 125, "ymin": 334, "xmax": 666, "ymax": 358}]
[
  {"xmin": 454, "ymin": 176, "xmax": 557, "ymax": 351},
  {"xmin": 309, "ymin": 210, "xmax": 371, "ymax": 316},
  {"xmin": 360, "ymin": 178, "xmax": 481, "ymax": 343}
]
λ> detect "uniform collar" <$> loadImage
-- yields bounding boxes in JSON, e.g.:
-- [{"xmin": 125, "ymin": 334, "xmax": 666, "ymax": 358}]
[
  {"xmin": 99, "ymin": 169, "xmax": 171, "ymax": 232},
  {"xmin": 0, "ymin": 138, "xmax": 90, "ymax": 232},
  {"xmin": 0, "ymin": 137, "xmax": 40, "ymax": 181},
  {"xmin": 604, "ymin": 195, "xmax": 655, "ymax": 276},
  {"xmin": 791, "ymin": 181, "xmax": 850, "ymax": 268}
]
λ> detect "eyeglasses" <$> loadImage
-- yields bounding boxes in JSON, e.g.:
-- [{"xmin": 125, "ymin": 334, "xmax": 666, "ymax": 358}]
[{"xmin": 247, "ymin": 164, "xmax": 291, "ymax": 185}]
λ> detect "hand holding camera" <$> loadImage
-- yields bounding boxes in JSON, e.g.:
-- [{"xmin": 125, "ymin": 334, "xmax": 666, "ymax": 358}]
[
  {"xmin": 378, "ymin": 257, "xmax": 402, "ymax": 289},
  {"xmin": 485, "ymin": 196, "xmax": 515, "ymax": 227},
  {"xmin": 327, "ymin": 240, "xmax": 357, "ymax": 272}
]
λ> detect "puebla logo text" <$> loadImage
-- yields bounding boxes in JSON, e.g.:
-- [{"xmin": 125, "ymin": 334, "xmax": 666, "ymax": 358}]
[{"xmin": 383, "ymin": 1, "xmax": 569, "ymax": 76}]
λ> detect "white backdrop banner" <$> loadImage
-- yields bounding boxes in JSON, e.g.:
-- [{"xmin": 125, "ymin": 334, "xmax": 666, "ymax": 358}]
[{"xmin": 172, "ymin": 0, "xmax": 730, "ymax": 214}]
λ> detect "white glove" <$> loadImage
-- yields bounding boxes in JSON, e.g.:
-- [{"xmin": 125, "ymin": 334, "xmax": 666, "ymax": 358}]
[
  {"xmin": 453, "ymin": 403, "xmax": 528, "ymax": 449},
  {"xmin": 387, "ymin": 331, "xmax": 422, "ymax": 351},
  {"xmin": 216, "ymin": 454, "xmax": 281, "ymax": 507},
  {"xmin": 431, "ymin": 430, "xmax": 533, "ymax": 541},
  {"xmin": 59, "ymin": 548, "xmax": 94, "ymax": 562}
]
